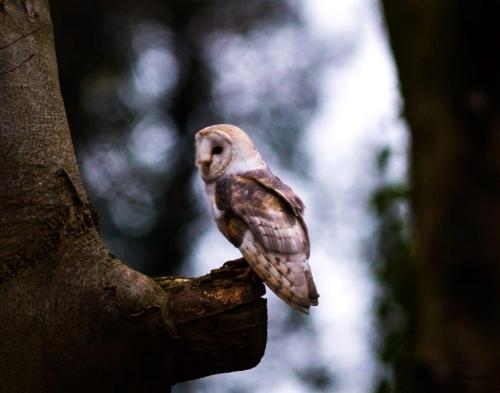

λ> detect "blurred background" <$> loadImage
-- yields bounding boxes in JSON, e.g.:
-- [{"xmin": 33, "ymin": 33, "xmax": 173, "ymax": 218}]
[{"xmin": 50, "ymin": 0, "xmax": 500, "ymax": 392}]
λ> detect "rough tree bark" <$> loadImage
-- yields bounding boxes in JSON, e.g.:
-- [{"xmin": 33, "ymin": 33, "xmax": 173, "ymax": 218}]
[
  {"xmin": 0, "ymin": 1, "xmax": 267, "ymax": 392},
  {"xmin": 382, "ymin": 1, "xmax": 500, "ymax": 392}
]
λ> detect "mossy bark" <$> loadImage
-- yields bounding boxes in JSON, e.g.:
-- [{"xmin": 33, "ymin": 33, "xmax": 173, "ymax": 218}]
[{"xmin": 0, "ymin": 1, "xmax": 267, "ymax": 392}]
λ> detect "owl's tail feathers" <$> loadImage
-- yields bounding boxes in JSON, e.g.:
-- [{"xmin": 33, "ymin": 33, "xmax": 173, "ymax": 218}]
[
  {"xmin": 305, "ymin": 268, "xmax": 320, "ymax": 307},
  {"xmin": 275, "ymin": 273, "xmax": 319, "ymax": 315},
  {"xmin": 242, "ymin": 248, "xmax": 319, "ymax": 315}
]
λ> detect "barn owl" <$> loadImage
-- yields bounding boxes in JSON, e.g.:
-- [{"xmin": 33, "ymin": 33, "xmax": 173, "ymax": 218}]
[{"xmin": 195, "ymin": 124, "xmax": 319, "ymax": 314}]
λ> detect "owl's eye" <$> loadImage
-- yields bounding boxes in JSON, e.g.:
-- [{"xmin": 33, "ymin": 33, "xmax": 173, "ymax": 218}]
[{"xmin": 212, "ymin": 146, "xmax": 223, "ymax": 155}]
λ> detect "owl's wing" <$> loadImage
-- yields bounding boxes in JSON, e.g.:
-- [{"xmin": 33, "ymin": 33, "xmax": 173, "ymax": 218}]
[
  {"xmin": 245, "ymin": 169, "xmax": 310, "ymax": 257},
  {"xmin": 245, "ymin": 169, "xmax": 305, "ymax": 216},
  {"xmin": 216, "ymin": 171, "xmax": 318, "ymax": 313},
  {"xmin": 220, "ymin": 173, "xmax": 309, "ymax": 255}
]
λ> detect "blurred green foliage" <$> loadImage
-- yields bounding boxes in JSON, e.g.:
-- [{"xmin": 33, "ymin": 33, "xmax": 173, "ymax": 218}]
[{"xmin": 371, "ymin": 147, "xmax": 417, "ymax": 393}]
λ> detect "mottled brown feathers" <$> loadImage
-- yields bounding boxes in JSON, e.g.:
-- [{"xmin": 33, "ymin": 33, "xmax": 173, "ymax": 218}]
[
  {"xmin": 246, "ymin": 169, "xmax": 310, "ymax": 258},
  {"xmin": 216, "ymin": 171, "xmax": 310, "ymax": 256},
  {"xmin": 245, "ymin": 169, "xmax": 305, "ymax": 217},
  {"xmin": 225, "ymin": 218, "xmax": 248, "ymax": 248}
]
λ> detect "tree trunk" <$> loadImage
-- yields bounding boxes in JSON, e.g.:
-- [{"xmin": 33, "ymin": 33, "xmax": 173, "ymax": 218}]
[
  {"xmin": 0, "ymin": 1, "xmax": 267, "ymax": 392},
  {"xmin": 382, "ymin": 1, "xmax": 500, "ymax": 392}
]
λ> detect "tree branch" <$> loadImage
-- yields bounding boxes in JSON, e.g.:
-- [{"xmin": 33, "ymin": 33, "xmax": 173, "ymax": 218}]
[
  {"xmin": 0, "ymin": 1, "xmax": 267, "ymax": 391},
  {"xmin": 155, "ymin": 267, "xmax": 267, "ymax": 383}
]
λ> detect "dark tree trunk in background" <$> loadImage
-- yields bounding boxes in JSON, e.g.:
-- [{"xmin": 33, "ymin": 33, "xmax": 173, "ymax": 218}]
[
  {"xmin": 0, "ymin": 1, "xmax": 266, "ymax": 392},
  {"xmin": 382, "ymin": 1, "xmax": 500, "ymax": 392}
]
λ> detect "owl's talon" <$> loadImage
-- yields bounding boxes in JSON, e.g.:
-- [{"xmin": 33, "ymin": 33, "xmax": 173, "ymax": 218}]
[
  {"xmin": 223, "ymin": 257, "xmax": 248, "ymax": 269},
  {"xmin": 235, "ymin": 266, "xmax": 254, "ymax": 280}
]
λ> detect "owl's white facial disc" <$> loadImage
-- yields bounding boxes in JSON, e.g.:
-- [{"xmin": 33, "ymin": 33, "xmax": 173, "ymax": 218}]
[{"xmin": 195, "ymin": 130, "xmax": 233, "ymax": 182}]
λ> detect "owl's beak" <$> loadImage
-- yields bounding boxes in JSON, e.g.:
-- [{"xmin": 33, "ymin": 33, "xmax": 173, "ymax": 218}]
[
  {"xmin": 196, "ymin": 155, "xmax": 212, "ymax": 168},
  {"xmin": 198, "ymin": 160, "xmax": 211, "ymax": 173},
  {"xmin": 197, "ymin": 159, "xmax": 213, "ymax": 181},
  {"xmin": 196, "ymin": 154, "xmax": 213, "ymax": 179}
]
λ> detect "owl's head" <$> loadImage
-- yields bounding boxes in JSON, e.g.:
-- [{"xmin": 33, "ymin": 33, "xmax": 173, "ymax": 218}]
[{"xmin": 195, "ymin": 124, "xmax": 266, "ymax": 182}]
